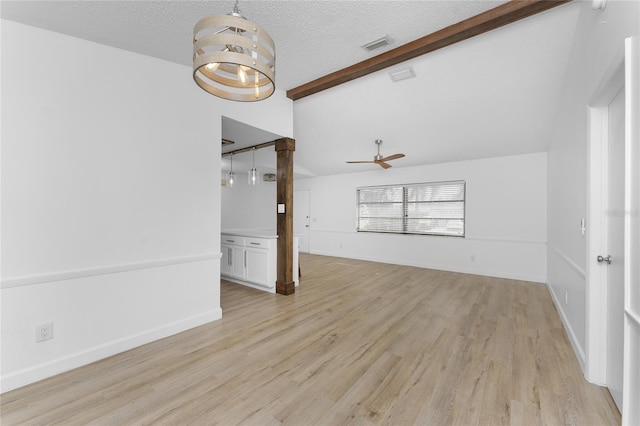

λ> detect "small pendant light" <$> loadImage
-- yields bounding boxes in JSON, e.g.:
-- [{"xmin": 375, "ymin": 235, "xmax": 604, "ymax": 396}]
[
  {"xmin": 226, "ymin": 154, "xmax": 235, "ymax": 187},
  {"xmin": 248, "ymin": 147, "xmax": 259, "ymax": 185}
]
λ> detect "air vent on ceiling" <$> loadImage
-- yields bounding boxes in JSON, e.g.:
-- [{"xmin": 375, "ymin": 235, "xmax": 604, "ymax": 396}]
[
  {"xmin": 361, "ymin": 36, "xmax": 392, "ymax": 52},
  {"xmin": 389, "ymin": 67, "xmax": 416, "ymax": 83}
]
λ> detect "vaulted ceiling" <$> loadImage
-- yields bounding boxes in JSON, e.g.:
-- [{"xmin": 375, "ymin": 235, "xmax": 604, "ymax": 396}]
[{"xmin": 2, "ymin": 0, "xmax": 581, "ymax": 177}]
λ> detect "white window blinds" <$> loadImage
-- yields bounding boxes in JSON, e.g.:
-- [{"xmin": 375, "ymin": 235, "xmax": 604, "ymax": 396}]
[{"xmin": 357, "ymin": 180, "xmax": 465, "ymax": 237}]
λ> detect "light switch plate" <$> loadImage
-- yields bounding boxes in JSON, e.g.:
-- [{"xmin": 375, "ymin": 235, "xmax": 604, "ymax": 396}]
[{"xmin": 277, "ymin": 204, "xmax": 285, "ymax": 213}]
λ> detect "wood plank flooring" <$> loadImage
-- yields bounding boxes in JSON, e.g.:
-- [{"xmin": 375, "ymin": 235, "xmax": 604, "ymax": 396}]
[{"xmin": 1, "ymin": 254, "xmax": 620, "ymax": 425}]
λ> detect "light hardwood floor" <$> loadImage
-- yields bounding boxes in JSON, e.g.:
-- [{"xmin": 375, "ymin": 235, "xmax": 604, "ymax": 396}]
[{"xmin": 1, "ymin": 254, "xmax": 620, "ymax": 425}]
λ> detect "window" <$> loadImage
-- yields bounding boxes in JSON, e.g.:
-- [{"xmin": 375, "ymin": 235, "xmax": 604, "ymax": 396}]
[{"xmin": 356, "ymin": 180, "xmax": 465, "ymax": 237}]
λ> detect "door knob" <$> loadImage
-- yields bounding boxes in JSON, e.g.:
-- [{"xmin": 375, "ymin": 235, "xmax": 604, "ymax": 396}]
[{"xmin": 597, "ymin": 255, "xmax": 612, "ymax": 264}]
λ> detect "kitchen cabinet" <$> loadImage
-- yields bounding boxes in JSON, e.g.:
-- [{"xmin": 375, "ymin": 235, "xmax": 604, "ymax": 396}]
[
  {"xmin": 220, "ymin": 232, "xmax": 298, "ymax": 293},
  {"xmin": 220, "ymin": 243, "xmax": 244, "ymax": 279}
]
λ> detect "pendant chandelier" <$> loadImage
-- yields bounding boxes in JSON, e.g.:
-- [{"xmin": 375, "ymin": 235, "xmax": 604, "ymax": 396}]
[
  {"xmin": 193, "ymin": 0, "xmax": 275, "ymax": 102},
  {"xmin": 248, "ymin": 147, "xmax": 259, "ymax": 185},
  {"xmin": 226, "ymin": 154, "xmax": 235, "ymax": 187}
]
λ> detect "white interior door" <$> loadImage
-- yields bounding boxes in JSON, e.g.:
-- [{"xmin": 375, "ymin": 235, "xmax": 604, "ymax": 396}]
[
  {"xmin": 605, "ymin": 87, "xmax": 625, "ymax": 411},
  {"xmin": 294, "ymin": 190, "xmax": 310, "ymax": 253}
]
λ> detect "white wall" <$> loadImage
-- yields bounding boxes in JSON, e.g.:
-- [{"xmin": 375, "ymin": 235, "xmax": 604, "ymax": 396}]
[
  {"xmin": 221, "ymin": 176, "xmax": 277, "ymax": 231},
  {"xmin": 0, "ymin": 20, "xmax": 292, "ymax": 392},
  {"xmin": 546, "ymin": 0, "xmax": 639, "ymax": 375},
  {"xmin": 295, "ymin": 152, "xmax": 547, "ymax": 283},
  {"xmin": 221, "ymin": 147, "xmax": 278, "ymax": 231}
]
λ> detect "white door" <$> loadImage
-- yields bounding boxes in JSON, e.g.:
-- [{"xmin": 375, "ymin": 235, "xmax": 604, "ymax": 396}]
[
  {"xmin": 604, "ymin": 87, "xmax": 625, "ymax": 411},
  {"xmin": 294, "ymin": 190, "xmax": 310, "ymax": 253}
]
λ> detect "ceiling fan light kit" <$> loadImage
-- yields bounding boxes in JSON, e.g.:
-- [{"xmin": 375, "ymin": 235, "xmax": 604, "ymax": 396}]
[
  {"xmin": 193, "ymin": 0, "xmax": 275, "ymax": 102},
  {"xmin": 347, "ymin": 139, "xmax": 405, "ymax": 169}
]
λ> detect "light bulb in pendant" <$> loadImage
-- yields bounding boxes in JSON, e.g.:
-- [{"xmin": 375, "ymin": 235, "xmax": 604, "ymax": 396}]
[
  {"xmin": 206, "ymin": 62, "xmax": 220, "ymax": 72},
  {"xmin": 254, "ymin": 71, "xmax": 259, "ymax": 99},
  {"xmin": 248, "ymin": 148, "xmax": 259, "ymax": 185},
  {"xmin": 238, "ymin": 65, "xmax": 247, "ymax": 84},
  {"xmin": 226, "ymin": 154, "xmax": 235, "ymax": 187}
]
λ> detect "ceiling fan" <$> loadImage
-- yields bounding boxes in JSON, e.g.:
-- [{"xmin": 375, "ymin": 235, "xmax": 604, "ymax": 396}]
[{"xmin": 346, "ymin": 139, "xmax": 405, "ymax": 169}]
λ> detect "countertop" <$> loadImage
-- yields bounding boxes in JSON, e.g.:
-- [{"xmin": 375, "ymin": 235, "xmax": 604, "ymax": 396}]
[{"xmin": 222, "ymin": 229, "xmax": 279, "ymax": 239}]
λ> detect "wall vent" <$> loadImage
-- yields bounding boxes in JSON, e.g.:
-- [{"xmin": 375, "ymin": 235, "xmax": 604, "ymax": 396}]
[
  {"xmin": 361, "ymin": 36, "xmax": 392, "ymax": 52},
  {"xmin": 389, "ymin": 67, "xmax": 416, "ymax": 82}
]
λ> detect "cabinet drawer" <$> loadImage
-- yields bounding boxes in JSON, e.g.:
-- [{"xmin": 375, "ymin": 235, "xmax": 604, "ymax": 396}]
[
  {"xmin": 221, "ymin": 235, "xmax": 245, "ymax": 246},
  {"xmin": 245, "ymin": 237, "xmax": 270, "ymax": 248}
]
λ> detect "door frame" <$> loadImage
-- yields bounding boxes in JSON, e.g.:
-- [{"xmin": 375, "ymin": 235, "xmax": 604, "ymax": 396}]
[
  {"xmin": 621, "ymin": 35, "xmax": 639, "ymax": 426},
  {"xmin": 586, "ymin": 48, "xmax": 624, "ymax": 385},
  {"xmin": 586, "ymin": 37, "xmax": 640, "ymax": 425}
]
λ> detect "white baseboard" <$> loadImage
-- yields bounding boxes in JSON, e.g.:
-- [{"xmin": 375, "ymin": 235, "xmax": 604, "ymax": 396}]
[
  {"xmin": 0, "ymin": 308, "xmax": 222, "ymax": 393},
  {"xmin": 546, "ymin": 282, "xmax": 586, "ymax": 372},
  {"xmin": 308, "ymin": 250, "xmax": 546, "ymax": 283}
]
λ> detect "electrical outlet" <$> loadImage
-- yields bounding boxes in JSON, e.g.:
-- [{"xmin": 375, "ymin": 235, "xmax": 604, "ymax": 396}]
[
  {"xmin": 470, "ymin": 254, "xmax": 476, "ymax": 263},
  {"xmin": 36, "ymin": 322, "xmax": 53, "ymax": 343}
]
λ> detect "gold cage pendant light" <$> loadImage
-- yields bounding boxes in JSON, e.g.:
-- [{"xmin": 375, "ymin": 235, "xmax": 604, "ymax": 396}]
[{"xmin": 193, "ymin": 0, "xmax": 275, "ymax": 102}]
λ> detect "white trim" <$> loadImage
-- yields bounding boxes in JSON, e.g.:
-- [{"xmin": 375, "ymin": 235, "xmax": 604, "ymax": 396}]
[
  {"xmin": 1, "ymin": 253, "xmax": 222, "ymax": 289},
  {"xmin": 622, "ymin": 35, "xmax": 640, "ymax": 426},
  {"xmin": 546, "ymin": 245, "xmax": 589, "ymax": 376},
  {"xmin": 464, "ymin": 236, "xmax": 546, "ymax": 245},
  {"xmin": 548, "ymin": 244, "xmax": 586, "ymax": 278},
  {"xmin": 309, "ymin": 228, "xmax": 546, "ymax": 245},
  {"xmin": 585, "ymin": 46, "xmax": 626, "ymax": 385},
  {"xmin": 547, "ymin": 281, "xmax": 587, "ymax": 371},
  {"xmin": 309, "ymin": 249, "xmax": 546, "ymax": 283},
  {"xmin": 310, "ymin": 228, "xmax": 356, "ymax": 234},
  {"xmin": 0, "ymin": 308, "xmax": 222, "ymax": 393},
  {"xmin": 627, "ymin": 309, "xmax": 640, "ymax": 329}
]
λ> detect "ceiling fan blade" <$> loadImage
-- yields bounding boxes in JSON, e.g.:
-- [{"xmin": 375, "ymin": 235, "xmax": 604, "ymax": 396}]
[
  {"xmin": 375, "ymin": 161, "xmax": 392, "ymax": 169},
  {"xmin": 381, "ymin": 153, "xmax": 405, "ymax": 161},
  {"xmin": 346, "ymin": 160, "xmax": 376, "ymax": 164}
]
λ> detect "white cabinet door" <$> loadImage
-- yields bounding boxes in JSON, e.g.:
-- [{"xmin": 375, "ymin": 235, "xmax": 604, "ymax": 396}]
[
  {"xmin": 230, "ymin": 246, "xmax": 244, "ymax": 279},
  {"xmin": 221, "ymin": 245, "xmax": 244, "ymax": 279},
  {"xmin": 221, "ymin": 245, "xmax": 232, "ymax": 276},
  {"xmin": 245, "ymin": 248, "xmax": 271, "ymax": 287}
]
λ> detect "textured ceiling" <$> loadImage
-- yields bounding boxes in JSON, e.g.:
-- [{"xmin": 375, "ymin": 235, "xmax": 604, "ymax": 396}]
[
  {"xmin": 1, "ymin": 0, "xmax": 507, "ymax": 91},
  {"xmin": 1, "ymin": 1, "xmax": 581, "ymax": 177}
]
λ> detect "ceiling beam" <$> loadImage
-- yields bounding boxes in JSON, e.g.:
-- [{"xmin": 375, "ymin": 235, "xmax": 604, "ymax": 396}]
[
  {"xmin": 286, "ymin": 0, "xmax": 571, "ymax": 101},
  {"xmin": 221, "ymin": 140, "xmax": 276, "ymax": 157}
]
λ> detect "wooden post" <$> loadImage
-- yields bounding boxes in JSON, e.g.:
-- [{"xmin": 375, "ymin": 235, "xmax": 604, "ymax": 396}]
[{"xmin": 275, "ymin": 138, "xmax": 295, "ymax": 295}]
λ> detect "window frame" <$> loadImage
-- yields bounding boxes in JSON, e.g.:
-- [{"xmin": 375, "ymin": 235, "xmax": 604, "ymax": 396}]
[{"xmin": 356, "ymin": 180, "xmax": 466, "ymax": 237}]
